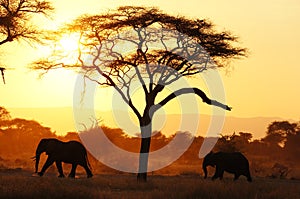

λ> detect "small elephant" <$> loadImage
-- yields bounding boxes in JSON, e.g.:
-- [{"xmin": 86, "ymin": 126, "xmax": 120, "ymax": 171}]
[
  {"xmin": 202, "ymin": 151, "xmax": 252, "ymax": 182},
  {"xmin": 33, "ymin": 138, "xmax": 93, "ymax": 178}
]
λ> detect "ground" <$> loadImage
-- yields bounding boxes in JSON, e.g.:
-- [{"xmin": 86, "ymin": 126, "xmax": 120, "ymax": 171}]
[{"xmin": 0, "ymin": 169, "xmax": 300, "ymax": 199}]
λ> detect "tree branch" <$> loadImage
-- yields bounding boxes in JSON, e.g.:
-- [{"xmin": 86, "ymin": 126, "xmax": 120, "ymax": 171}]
[
  {"xmin": 154, "ymin": 87, "xmax": 231, "ymax": 111},
  {"xmin": 137, "ymin": 48, "xmax": 153, "ymax": 92},
  {"xmin": 0, "ymin": 0, "xmax": 53, "ymax": 47},
  {"xmin": 92, "ymin": 65, "xmax": 142, "ymax": 120}
]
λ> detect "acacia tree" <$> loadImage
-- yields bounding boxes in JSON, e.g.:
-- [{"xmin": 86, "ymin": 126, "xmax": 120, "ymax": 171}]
[
  {"xmin": 0, "ymin": 0, "xmax": 53, "ymax": 83},
  {"xmin": 32, "ymin": 6, "xmax": 246, "ymax": 181},
  {"xmin": 0, "ymin": 0, "xmax": 53, "ymax": 45},
  {"xmin": 263, "ymin": 121, "xmax": 298, "ymax": 147},
  {"xmin": 0, "ymin": 106, "xmax": 11, "ymax": 121}
]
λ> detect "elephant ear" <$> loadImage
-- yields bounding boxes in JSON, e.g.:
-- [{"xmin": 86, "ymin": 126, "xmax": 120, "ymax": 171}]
[
  {"xmin": 45, "ymin": 139, "xmax": 59, "ymax": 155},
  {"xmin": 207, "ymin": 151, "xmax": 214, "ymax": 157}
]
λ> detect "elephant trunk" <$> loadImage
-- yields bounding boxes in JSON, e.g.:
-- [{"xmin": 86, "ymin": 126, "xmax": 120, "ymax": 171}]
[
  {"xmin": 35, "ymin": 140, "xmax": 44, "ymax": 173},
  {"xmin": 35, "ymin": 154, "xmax": 40, "ymax": 173},
  {"xmin": 202, "ymin": 162, "xmax": 208, "ymax": 179}
]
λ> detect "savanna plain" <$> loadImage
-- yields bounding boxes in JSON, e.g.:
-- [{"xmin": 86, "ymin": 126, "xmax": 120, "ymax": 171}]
[
  {"xmin": 1, "ymin": 169, "xmax": 300, "ymax": 199},
  {"xmin": 1, "ymin": 110, "xmax": 300, "ymax": 199}
]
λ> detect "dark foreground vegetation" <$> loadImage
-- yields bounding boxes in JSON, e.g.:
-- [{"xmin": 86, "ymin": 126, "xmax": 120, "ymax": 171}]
[{"xmin": 0, "ymin": 169, "xmax": 300, "ymax": 199}]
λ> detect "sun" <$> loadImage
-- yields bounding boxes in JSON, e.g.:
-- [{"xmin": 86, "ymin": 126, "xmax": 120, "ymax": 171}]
[
  {"xmin": 59, "ymin": 33, "xmax": 80, "ymax": 52},
  {"xmin": 55, "ymin": 33, "xmax": 81, "ymax": 64}
]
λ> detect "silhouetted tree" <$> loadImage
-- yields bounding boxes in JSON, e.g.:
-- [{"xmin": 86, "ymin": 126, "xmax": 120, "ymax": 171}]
[
  {"xmin": 214, "ymin": 132, "xmax": 253, "ymax": 153},
  {"xmin": 0, "ymin": 0, "xmax": 53, "ymax": 84},
  {"xmin": 0, "ymin": 106, "xmax": 11, "ymax": 121},
  {"xmin": 238, "ymin": 132, "xmax": 253, "ymax": 143},
  {"xmin": 215, "ymin": 133, "xmax": 240, "ymax": 152},
  {"xmin": 150, "ymin": 131, "xmax": 170, "ymax": 151},
  {"xmin": 263, "ymin": 121, "xmax": 297, "ymax": 147},
  {"xmin": 0, "ymin": 117, "xmax": 55, "ymax": 157},
  {"xmin": 284, "ymin": 130, "xmax": 300, "ymax": 162},
  {"xmin": 32, "ymin": 6, "xmax": 247, "ymax": 181},
  {"xmin": 0, "ymin": 107, "xmax": 11, "ymax": 133},
  {"xmin": 247, "ymin": 139, "xmax": 266, "ymax": 156},
  {"xmin": 267, "ymin": 121, "xmax": 297, "ymax": 136},
  {"xmin": 0, "ymin": 0, "xmax": 53, "ymax": 45},
  {"xmin": 234, "ymin": 132, "xmax": 252, "ymax": 151}
]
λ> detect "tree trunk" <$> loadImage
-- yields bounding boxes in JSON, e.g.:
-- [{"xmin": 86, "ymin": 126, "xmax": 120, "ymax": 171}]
[
  {"xmin": 137, "ymin": 117, "xmax": 152, "ymax": 182},
  {"xmin": 137, "ymin": 136, "xmax": 151, "ymax": 182}
]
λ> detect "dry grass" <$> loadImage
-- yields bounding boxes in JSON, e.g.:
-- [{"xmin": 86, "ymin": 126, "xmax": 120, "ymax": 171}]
[{"xmin": 0, "ymin": 170, "xmax": 300, "ymax": 199}]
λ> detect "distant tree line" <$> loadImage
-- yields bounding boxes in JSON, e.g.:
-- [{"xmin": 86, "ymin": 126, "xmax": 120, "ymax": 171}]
[{"xmin": 0, "ymin": 106, "xmax": 299, "ymax": 178}]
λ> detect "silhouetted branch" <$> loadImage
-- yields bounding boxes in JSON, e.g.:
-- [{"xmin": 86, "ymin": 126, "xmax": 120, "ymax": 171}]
[
  {"xmin": 0, "ymin": 0, "xmax": 53, "ymax": 46},
  {"xmin": 155, "ymin": 87, "xmax": 232, "ymax": 111}
]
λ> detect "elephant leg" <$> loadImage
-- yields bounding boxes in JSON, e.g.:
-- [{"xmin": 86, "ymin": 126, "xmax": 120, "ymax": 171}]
[
  {"xmin": 219, "ymin": 170, "xmax": 224, "ymax": 180},
  {"xmin": 81, "ymin": 162, "xmax": 93, "ymax": 178},
  {"xmin": 55, "ymin": 161, "xmax": 65, "ymax": 178},
  {"xmin": 212, "ymin": 166, "xmax": 220, "ymax": 180},
  {"xmin": 247, "ymin": 175, "xmax": 252, "ymax": 182},
  {"xmin": 212, "ymin": 172, "xmax": 218, "ymax": 180},
  {"xmin": 38, "ymin": 157, "xmax": 55, "ymax": 176},
  {"xmin": 245, "ymin": 170, "xmax": 252, "ymax": 182},
  {"xmin": 234, "ymin": 173, "xmax": 240, "ymax": 181},
  {"xmin": 213, "ymin": 166, "xmax": 224, "ymax": 180},
  {"xmin": 68, "ymin": 164, "xmax": 77, "ymax": 178}
]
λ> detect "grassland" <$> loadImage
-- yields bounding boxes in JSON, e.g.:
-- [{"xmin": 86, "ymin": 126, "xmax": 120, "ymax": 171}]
[{"xmin": 0, "ymin": 169, "xmax": 300, "ymax": 199}]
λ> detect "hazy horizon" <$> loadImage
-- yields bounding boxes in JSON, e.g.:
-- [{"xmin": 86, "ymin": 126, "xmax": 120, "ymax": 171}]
[{"xmin": 6, "ymin": 106, "xmax": 292, "ymax": 139}]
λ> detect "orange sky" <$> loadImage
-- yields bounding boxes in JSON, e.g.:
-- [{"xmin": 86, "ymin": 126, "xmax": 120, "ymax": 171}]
[{"xmin": 1, "ymin": 0, "xmax": 300, "ymax": 131}]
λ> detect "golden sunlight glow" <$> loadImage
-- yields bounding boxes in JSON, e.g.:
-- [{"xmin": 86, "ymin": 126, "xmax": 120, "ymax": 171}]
[
  {"xmin": 59, "ymin": 34, "xmax": 80, "ymax": 52},
  {"xmin": 1, "ymin": 0, "xmax": 300, "ymax": 139},
  {"xmin": 55, "ymin": 33, "xmax": 81, "ymax": 65}
]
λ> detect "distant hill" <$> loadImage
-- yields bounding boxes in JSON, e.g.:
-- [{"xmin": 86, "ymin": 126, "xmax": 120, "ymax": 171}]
[{"xmin": 7, "ymin": 107, "xmax": 290, "ymax": 139}]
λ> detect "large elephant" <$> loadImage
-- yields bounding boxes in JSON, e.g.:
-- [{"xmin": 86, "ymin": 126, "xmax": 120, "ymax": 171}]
[
  {"xmin": 202, "ymin": 151, "xmax": 252, "ymax": 182},
  {"xmin": 33, "ymin": 138, "xmax": 93, "ymax": 178}
]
